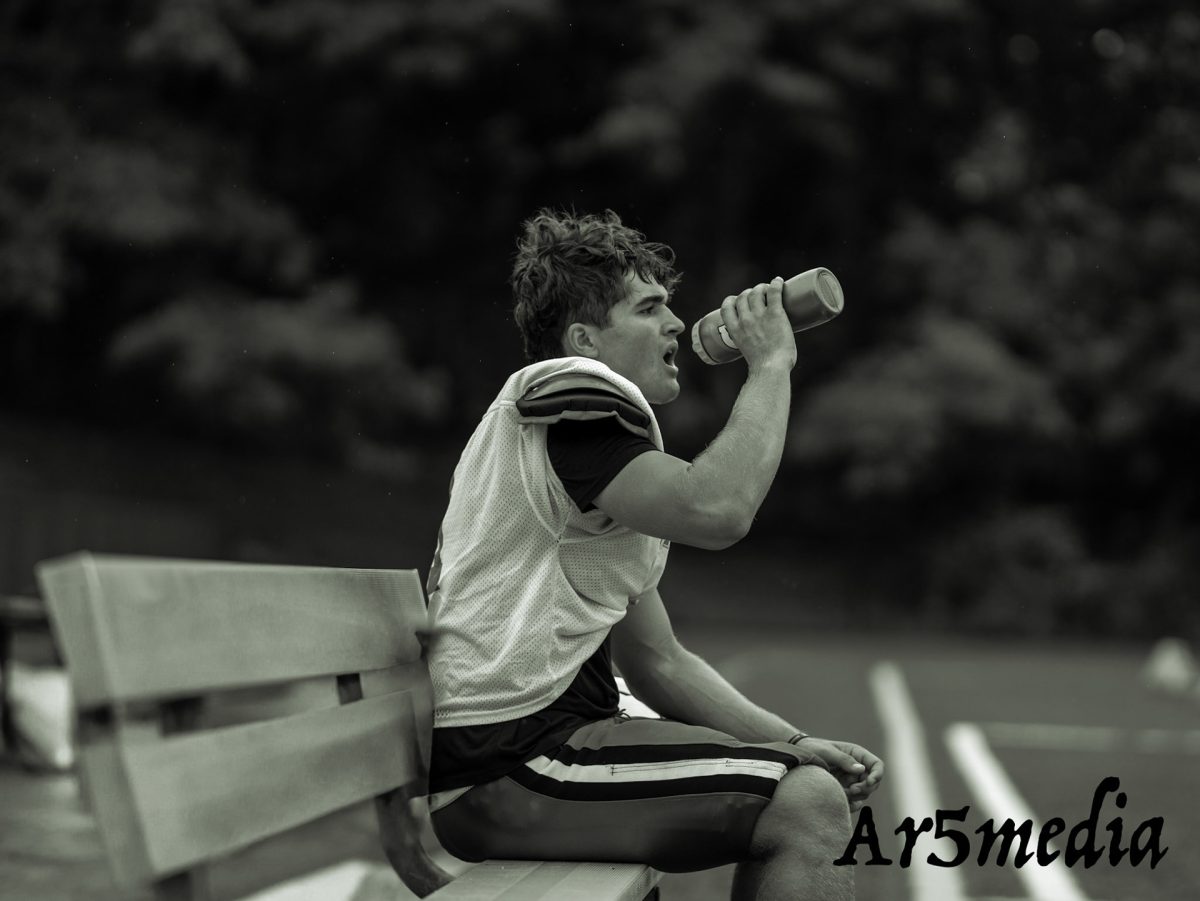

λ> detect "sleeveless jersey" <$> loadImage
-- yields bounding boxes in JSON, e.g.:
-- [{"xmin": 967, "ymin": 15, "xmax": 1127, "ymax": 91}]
[{"xmin": 426, "ymin": 357, "xmax": 671, "ymax": 728}]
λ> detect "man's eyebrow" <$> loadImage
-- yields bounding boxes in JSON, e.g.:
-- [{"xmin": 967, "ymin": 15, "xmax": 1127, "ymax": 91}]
[{"xmin": 636, "ymin": 291, "xmax": 670, "ymax": 305}]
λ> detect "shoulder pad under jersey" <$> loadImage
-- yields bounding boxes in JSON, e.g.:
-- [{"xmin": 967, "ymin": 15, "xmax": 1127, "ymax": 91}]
[{"xmin": 516, "ymin": 374, "xmax": 652, "ymax": 440}]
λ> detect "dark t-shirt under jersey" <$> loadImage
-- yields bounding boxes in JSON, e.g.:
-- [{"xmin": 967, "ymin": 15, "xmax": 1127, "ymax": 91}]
[{"xmin": 428, "ymin": 417, "xmax": 657, "ymax": 793}]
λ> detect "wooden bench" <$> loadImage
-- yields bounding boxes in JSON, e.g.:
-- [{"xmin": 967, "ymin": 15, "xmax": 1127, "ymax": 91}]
[{"xmin": 36, "ymin": 552, "xmax": 662, "ymax": 901}]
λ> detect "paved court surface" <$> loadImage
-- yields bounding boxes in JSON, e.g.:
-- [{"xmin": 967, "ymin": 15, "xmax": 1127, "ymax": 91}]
[
  {"xmin": 662, "ymin": 628, "xmax": 1200, "ymax": 901},
  {"xmin": 2, "ymin": 627, "xmax": 1196, "ymax": 900}
]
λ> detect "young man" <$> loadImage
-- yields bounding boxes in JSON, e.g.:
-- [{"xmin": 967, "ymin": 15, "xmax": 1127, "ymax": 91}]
[{"xmin": 425, "ymin": 209, "xmax": 883, "ymax": 901}]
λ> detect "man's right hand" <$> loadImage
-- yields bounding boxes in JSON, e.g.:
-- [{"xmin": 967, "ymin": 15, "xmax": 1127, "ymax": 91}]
[{"xmin": 720, "ymin": 276, "xmax": 797, "ymax": 373}]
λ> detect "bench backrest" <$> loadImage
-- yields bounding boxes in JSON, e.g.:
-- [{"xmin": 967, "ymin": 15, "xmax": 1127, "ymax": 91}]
[{"xmin": 36, "ymin": 552, "xmax": 453, "ymax": 899}]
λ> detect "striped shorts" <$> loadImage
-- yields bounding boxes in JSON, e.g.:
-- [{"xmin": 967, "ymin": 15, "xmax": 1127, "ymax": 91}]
[{"xmin": 430, "ymin": 715, "xmax": 814, "ymax": 872}]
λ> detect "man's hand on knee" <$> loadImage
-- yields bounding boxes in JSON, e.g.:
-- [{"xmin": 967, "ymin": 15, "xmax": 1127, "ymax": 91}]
[{"xmin": 793, "ymin": 738, "xmax": 884, "ymax": 813}]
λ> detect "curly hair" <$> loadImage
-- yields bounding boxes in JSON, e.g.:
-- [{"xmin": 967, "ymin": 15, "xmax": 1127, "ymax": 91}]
[{"xmin": 511, "ymin": 208, "xmax": 683, "ymax": 362}]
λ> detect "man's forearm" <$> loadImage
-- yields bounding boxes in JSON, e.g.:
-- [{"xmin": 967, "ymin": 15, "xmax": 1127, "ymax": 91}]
[
  {"xmin": 626, "ymin": 645, "xmax": 800, "ymax": 743},
  {"xmin": 680, "ymin": 360, "xmax": 792, "ymax": 534}
]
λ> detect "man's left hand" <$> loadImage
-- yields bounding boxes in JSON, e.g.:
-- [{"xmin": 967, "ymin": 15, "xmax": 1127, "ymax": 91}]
[{"xmin": 796, "ymin": 738, "xmax": 884, "ymax": 813}]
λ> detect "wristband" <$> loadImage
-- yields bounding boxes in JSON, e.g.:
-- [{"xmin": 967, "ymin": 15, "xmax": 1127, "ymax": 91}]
[{"xmin": 787, "ymin": 732, "xmax": 810, "ymax": 744}]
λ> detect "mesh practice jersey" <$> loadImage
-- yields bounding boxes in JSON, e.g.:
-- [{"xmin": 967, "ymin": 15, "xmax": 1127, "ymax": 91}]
[{"xmin": 426, "ymin": 357, "xmax": 671, "ymax": 728}]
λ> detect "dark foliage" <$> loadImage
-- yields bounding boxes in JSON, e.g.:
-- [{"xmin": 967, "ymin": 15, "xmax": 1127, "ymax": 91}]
[{"xmin": 2, "ymin": 0, "xmax": 1196, "ymax": 635}]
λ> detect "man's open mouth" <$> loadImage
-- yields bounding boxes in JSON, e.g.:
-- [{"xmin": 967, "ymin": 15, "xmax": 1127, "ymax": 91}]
[{"xmin": 663, "ymin": 345, "xmax": 678, "ymax": 366}]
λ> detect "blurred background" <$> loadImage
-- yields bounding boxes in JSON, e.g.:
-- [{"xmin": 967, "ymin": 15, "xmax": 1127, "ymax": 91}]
[
  {"xmin": 3, "ymin": 2, "xmax": 1200, "ymax": 899},
  {"xmin": 3, "ymin": 0, "xmax": 1198, "ymax": 643}
]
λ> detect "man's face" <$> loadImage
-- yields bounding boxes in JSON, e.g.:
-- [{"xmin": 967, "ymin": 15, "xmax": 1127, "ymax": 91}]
[{"xmin": 587, "ymin": 272, "xmax": 685, "ymax": 405}]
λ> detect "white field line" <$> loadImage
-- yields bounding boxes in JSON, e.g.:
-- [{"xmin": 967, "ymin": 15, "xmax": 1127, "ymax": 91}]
[
  {"xmin": 869, "ymin": 662, "xmax": 968, "ymax": 901},
  {"xmin": 981, "ymin": 722, "xmax": 1200, "ymax": 754},
  {"xmin": 945, "ymin": 722, "xmax": 1090, "ymax": 901}
]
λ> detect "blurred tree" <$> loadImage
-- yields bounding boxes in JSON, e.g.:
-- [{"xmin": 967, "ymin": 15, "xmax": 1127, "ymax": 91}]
[
  {"xmin": 790, "ymin": 312, "xmax": 1071, "ymax": 501},
  {"xmin": 108, "ymin": 280, "xmax": 447, "ymax": 462},
  {"xmin": 926, "ymin": 507, "xmax": 1104, "ymax": 637},
  {"xmin": 779, "ymin": 1, "xmax": 1200, "ymax": 627},
  {"xmin": 0, "ymin": 0, "xmax": 449, "ymax": 460},
  {"xmin": 1, "ymin": 0, "xmax": 1196, "ymax": 634}
]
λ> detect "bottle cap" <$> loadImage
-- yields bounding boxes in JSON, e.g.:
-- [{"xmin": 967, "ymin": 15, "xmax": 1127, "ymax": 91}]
[{"xmin": 815, "ymin": 269, "xmax": 844, "ymax": 314}]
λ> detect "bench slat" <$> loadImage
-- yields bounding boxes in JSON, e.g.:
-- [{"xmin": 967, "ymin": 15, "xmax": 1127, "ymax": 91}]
[
  {"xmin": 426, "ymin": 860, "xmax": 661, "ymax": 901},
  {"xmin": 83, "ymin": 687, "xmax": 426, "ymax": 884},
  {"xmin": 37, "ymin": 553, "xmax": 426, "ymax": 705}
]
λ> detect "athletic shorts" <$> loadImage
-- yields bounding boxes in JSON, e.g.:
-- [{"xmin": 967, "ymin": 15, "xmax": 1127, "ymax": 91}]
[{"xmin": 430, "ymin": 714, "xmax": 820, "ymax": 872}]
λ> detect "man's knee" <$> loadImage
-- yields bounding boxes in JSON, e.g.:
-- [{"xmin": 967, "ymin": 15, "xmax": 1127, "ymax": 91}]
[{"xmin": 751, "ymin": 765, "xmax": 851, "ymax": 858}]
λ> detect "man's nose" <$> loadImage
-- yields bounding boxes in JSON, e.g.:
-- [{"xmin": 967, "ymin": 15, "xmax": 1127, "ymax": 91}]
[{"xmin": 664, "ymin": 311, "xmax": 685, "ymax": 336}]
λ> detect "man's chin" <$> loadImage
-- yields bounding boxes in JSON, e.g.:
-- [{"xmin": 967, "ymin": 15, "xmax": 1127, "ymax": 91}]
[{"xmin": 647, "ymin": 380, "xmax": 680, "ymax": 406}]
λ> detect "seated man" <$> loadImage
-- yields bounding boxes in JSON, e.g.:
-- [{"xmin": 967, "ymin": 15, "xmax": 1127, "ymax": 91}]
[{"xmin": 425, "ymin": 209, "xmax": 883, "ymax": 901}]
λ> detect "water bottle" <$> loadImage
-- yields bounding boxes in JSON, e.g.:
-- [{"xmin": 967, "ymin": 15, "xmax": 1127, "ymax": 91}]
[{"xmin": 690, "ymin": 268, "xmax": 844, "ymax": 365}]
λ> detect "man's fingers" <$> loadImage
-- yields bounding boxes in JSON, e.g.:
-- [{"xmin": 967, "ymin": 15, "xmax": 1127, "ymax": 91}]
[
  {"xmin": 846, "ymin": 744, "xmax": 884, "ymax": 781},
  {"xmin": 735, "ymin": 287, "xmax": 757, "ymax": 317},
  {"xmin": 736, "ymin": 283, "xmax": 771, "ymax": 314},
  {"xmin": 861, "ymin": 757, "xmax": 884, "ymax": 784},
  {"xmin": 815, "ymin": 741, "xmax": 884, "ymax": 811},
  {"xmin": 831, "ymin": 750, "xmax": 867, "ymax": 775},
  {"xmin": 766, "ymin": 276, "xmax": 784, "ymax": 310},
  {"xmin": 720, "ymin": 294, "xmax": 739, "ymax": 327}
]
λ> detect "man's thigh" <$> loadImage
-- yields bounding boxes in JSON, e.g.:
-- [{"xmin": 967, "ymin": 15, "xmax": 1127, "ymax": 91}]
[{"xmin": 431, "ymin": 716, "xmax": 809, "ymax": 872}]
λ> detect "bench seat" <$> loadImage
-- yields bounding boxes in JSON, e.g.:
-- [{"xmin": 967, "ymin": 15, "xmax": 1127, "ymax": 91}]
[{"xmin": 428, "ymin": 860, "xmax": 660, "ymax": 900}]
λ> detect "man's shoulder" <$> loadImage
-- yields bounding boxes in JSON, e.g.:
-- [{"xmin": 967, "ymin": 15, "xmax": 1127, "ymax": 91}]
[
  {"xmin": 505, "ymin": 357, "xmax": 632, "ymax": 400},
  {"xmin": 508, "ymin": 358, "xmax": 656, "ymax": 443}
]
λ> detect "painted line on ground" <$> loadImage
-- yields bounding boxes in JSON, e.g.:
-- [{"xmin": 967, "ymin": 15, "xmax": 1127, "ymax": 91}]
[
  {"xmin": 981, "ymin": 722, "xmax": 1200, "ymax": 754},
  {"xmin": 945, "ymin": 722, "xmax": 1090, "ymax": 901},
  {"xmin": 869, "ymin": 661, "xmax": 968, "ymax": 901}
]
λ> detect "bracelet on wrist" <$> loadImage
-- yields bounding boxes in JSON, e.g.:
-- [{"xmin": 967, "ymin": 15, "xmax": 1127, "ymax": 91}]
[{"xmin": 786, "ymin": 731, "xmax": 810, "ymax": 745}]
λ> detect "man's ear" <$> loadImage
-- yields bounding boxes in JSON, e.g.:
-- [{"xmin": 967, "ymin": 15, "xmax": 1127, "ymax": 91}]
[{"xmin": 562, "ymin": 322, "xmax": 601, "ymax": 358}]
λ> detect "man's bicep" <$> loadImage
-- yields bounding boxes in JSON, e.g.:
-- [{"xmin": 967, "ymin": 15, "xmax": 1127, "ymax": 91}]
[
  {"xmin": 593, "ymin": 451, "xmax": 741, "ymax": 549},
  {"xmin": 548, "ymin": 418, "xmax": 655, "ymax": 511}
]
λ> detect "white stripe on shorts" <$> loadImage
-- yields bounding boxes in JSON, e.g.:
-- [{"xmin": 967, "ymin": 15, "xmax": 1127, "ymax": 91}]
[{"xmin": 524, "ymin": 754, "xmax": 790, "ymax": 785}]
